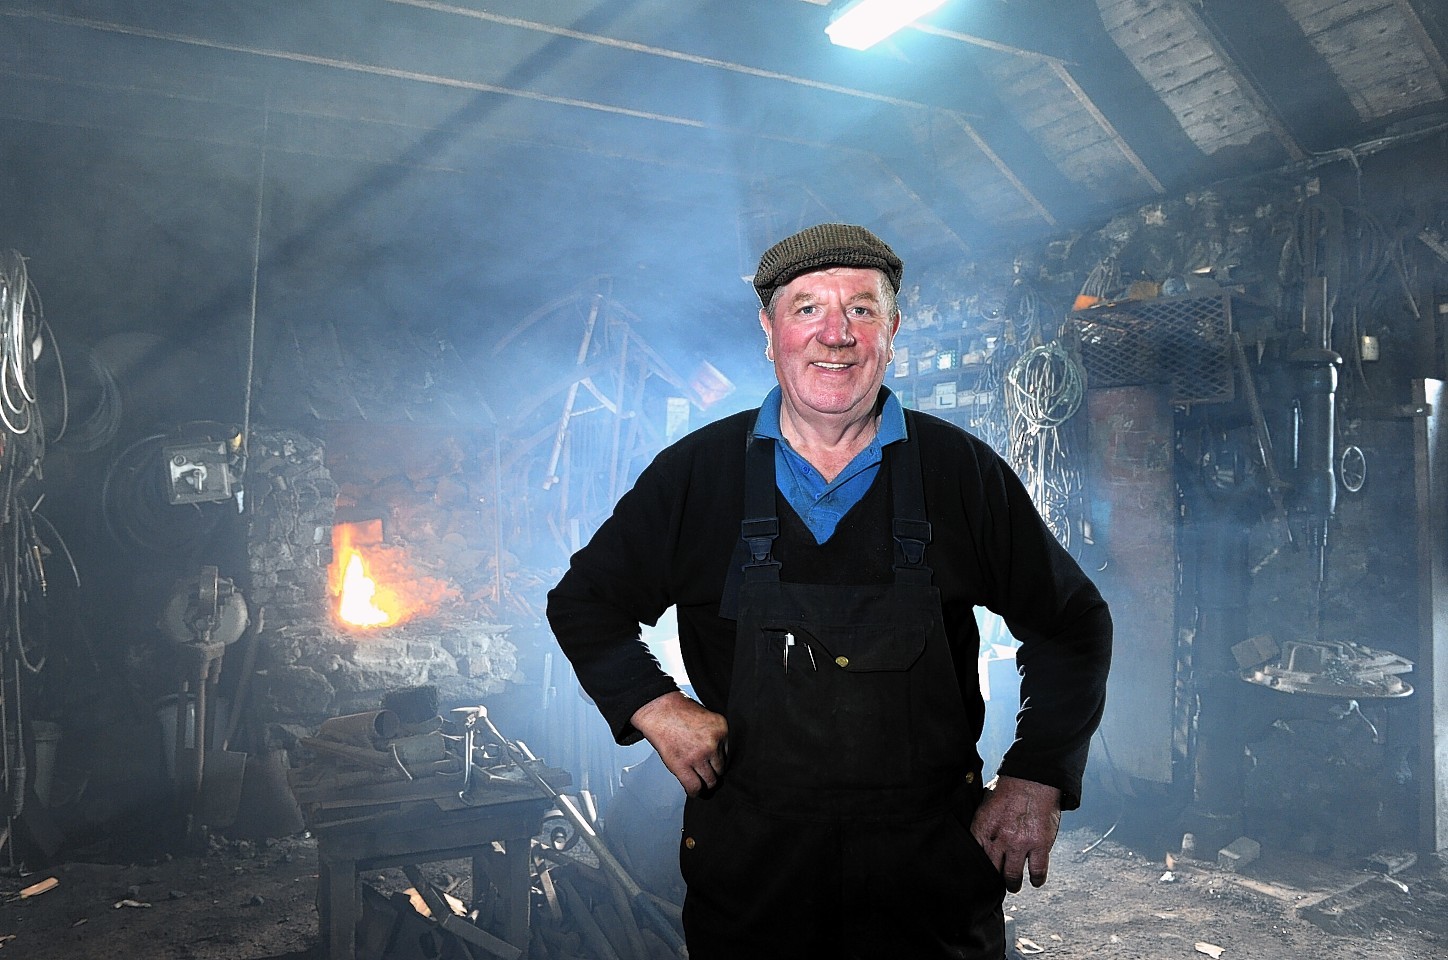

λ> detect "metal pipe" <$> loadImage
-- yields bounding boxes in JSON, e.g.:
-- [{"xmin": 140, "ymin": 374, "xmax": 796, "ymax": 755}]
[{"xmin": 1291, "ymin": 348, "xmax": 1341, "ymax": 525}]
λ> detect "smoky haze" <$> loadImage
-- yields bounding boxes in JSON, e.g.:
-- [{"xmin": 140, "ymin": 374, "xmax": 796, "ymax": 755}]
[{"xmin": 0, "ymin": 1, "xmax": 1442, "ymax": 885}]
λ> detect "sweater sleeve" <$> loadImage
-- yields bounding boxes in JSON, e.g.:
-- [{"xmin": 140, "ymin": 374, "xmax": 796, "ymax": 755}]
[
  {"xmin": 973, "ymin": 446, "xmax": 1113, "ymax": 810},
  {"xmin": 545, "ymin": 444, "xmax": 690, "ymax": 745}
]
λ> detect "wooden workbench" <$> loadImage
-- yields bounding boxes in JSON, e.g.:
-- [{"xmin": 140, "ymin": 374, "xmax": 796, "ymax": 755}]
[{"xmin": 300, "ymin": 771, "xmax": 564, "ymax": 960}]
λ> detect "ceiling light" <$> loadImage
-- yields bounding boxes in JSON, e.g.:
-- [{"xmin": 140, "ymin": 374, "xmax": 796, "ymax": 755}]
[{"xmin": 825, "ymin": 0, "xmax": 949, "ymax": 51}]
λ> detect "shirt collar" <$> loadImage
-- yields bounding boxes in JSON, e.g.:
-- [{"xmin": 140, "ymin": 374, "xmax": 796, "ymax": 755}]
[{"xmin": 753, "ymin": 385, "xmax": 907, "ymax": 445}]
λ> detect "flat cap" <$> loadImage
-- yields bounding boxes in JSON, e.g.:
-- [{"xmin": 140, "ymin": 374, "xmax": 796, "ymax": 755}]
[{"xmin": 752, "ymin": 223, "xmax": 903, "ymax": 307}]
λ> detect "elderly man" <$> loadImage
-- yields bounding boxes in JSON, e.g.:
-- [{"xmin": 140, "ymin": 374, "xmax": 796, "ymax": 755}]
[{"xmin": 547, "ymin": 223, "xmax": 1111, "ymax": 959}]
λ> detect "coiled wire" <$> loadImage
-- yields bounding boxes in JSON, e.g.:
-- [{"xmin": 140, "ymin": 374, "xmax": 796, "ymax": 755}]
[
  {"xmin": 0, "ymin": 251, "xmax": 41, "ymax": 437},
  {"xmin": 1005, "ymin": 340, "xmax": 1087, "ymax": 551},
  {"xmin": 1006, "ymin": 341, "xmax": 1085, "ymax": 430}
]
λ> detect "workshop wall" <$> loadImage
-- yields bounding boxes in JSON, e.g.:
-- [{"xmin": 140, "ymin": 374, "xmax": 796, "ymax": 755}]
[
  {"xmin": 892, "ymin": 132, "xmax": 1446, "ymax": 852},
  {"xmin": 3, "ymin": 103, "xmax": 1443, "ymax": 858}
]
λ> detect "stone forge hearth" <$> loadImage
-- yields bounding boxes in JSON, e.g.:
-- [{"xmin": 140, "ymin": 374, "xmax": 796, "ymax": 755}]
[{"xmin": 244, "ymin": 427, "xmax": 522, "ymax": 745}]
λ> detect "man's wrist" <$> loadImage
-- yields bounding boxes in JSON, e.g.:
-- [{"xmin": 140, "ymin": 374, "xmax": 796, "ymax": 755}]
[{"xmin": 630, "ymin": 689, "xmax": 688, "ymax": 735}]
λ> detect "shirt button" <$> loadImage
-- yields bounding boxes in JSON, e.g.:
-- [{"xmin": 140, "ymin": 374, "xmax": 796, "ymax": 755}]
[
  {"xmin": 684, "ymin": 837, "xmax": 696, "ymax": 850},
  {"xmin": 965, "ymin": 771, "xmax": 975, "ymax": 784},
  {"xmin": 835, "ymin": 656, "xmax": 849, "ymax": 668}
]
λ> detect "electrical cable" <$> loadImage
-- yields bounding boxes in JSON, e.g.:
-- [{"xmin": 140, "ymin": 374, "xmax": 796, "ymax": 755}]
[
  {"xmin": 53, "ymin": 346, "xmax": 121, "ymax": 452},
  {"xmin": 30, "ymin": 508, "xmax": 80, "ymax": 590},
  {"xmin": 7, "ymin": 500, "xmax": 43, "ymax": 675},
  {"xmin": 36, "ymin": 311, "xmax": 69, "ymax": 446},
  {"xmin": 0, "ymin": 250, "xmax": 50, "ymax": 858},
  {"xmin": 0, "ymin": 252, "xmax": 48, "ymax": 679},
  {"xmin": 1078, "ymin": 257, "xmax": 1119, "ymax": 302},
  {"xmin": 0, "ymin": 251, "xmax": 40, "ymax": 437},
  {"xmin": 1005, "ymin": 337, "xmax": 1087, "ymax": 551},
  {"xmin": 1006, "ymin": 342, "xmax": 1084, "ymax": 429},
  {"xmin": 100, "ymin": 433, "xmax": 170, "ymax": 552}
]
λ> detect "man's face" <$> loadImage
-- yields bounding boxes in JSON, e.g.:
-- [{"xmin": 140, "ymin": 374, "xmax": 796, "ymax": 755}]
[{"xmin": 760, "ymin": 266, "xmax": 899, "ymax": 425}]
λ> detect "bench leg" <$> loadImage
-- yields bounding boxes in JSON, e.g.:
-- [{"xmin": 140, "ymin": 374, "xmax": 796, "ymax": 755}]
[
  {"xmin": 500, "ymin": 837, "xmax": 532, "ymax": 949},
  {"xmin": 322, "ymin": 857, "xmax": 358, "ymax": 960}
]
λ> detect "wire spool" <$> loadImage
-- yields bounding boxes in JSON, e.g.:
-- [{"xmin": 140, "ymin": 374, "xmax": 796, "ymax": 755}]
[{"xmin": 101, "ymin": 433, "xmax": 228, "ymax": 556}]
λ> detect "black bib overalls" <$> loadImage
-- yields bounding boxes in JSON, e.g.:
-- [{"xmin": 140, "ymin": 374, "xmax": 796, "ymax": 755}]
[{"xmin": 679, "ymin": 434, "xmax": 1007, "ymax": 960}]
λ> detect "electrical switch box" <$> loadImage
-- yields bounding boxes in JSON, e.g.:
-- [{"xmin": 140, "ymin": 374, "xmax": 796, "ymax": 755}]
[{"xmin": 163, "ymin": 441, "xmax": 234, "ymax": 505}]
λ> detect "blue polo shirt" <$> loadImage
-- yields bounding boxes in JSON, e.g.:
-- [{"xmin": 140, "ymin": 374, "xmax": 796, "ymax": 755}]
[{"xmin": 752, "ymin": 386, "xmax": 909, "ymax": 544}]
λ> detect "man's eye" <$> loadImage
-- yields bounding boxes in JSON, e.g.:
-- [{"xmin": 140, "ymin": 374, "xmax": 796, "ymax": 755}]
[{"xmin": 798, "ymin": 305, "xmax": 817, "ymax": 315}]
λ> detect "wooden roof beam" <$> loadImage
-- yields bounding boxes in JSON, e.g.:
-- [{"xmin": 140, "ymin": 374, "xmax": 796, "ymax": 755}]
[
  {"xmin": 387, "ymin": 0, "xmax": 980, "ymax": 117},
  {"xmin": 1393, "ymin": 0, "xmax": 1448, "ymax": 92},
  {"xmin": 1046, "ymin": 60, "xmax": 1166, "ymax": 195},
  {"xmin": 1169, "ymin": 0, "xmax": 1307, "ymax": 161},
  {"xmin": 945, "ymin": 114, "xmax": 1058, "ymax": 228},
  {"xmin": 908, "ymin": 23, "xmax": 1069, "ymax": 64},
  {"xmin": 913, "ymin": 24, "xmax": 1165, "ymax": 198}
]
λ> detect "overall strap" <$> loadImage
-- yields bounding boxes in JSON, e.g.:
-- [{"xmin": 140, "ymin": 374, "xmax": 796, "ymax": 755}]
[
  {"xmin": 740, "ymin": 434, "xmax": 781, "ymax": 582},
  {"xmin": 889, "ymin": 422, "xmax": 933, "ymax": 585}
]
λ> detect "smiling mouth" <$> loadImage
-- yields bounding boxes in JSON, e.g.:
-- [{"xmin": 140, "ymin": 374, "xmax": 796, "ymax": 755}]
[{"xmin": 811, "ymin": 361, "xmax": 852, "ymax": 370}]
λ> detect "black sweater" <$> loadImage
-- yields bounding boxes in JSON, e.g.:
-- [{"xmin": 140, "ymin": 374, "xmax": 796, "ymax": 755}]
[{"xmin": 546, "ymin": 406, "xmax": 1112, "ymax": 808}]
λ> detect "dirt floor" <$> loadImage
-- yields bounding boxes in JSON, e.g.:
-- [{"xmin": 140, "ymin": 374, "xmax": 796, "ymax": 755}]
[{"xmin": 2, "ymin": 825, "xmax": 1447, "ymax": 959}]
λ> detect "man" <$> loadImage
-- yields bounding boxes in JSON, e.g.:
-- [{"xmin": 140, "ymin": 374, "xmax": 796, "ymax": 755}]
[{"xmin": 547, "ymin": 223, "xmax": 1112, "ymax": 959}]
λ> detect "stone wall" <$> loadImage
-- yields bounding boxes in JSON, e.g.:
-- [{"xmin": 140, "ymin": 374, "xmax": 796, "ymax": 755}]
[{"xmin": 243, "ymin": 427, "xmax": 519, "ymax": 747}]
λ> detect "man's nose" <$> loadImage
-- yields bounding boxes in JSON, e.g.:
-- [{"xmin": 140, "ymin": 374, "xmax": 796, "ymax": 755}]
[{"xmin": 817, "ymin": 305, "xmax": 854, "ymax": 345}]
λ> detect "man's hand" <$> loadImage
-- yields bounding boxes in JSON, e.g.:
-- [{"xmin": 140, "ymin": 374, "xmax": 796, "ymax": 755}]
[
  {"xmin": 631, "ymin": 692, "xmax": 729, "ymax": 796},
  {"xmin": 970, "ymin": 775, "xmax": 1063, "ymax": 893}
]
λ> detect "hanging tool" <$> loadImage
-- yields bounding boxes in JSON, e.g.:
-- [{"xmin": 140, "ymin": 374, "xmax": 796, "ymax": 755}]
[{"xmin": 450, "ymin": 706, "xmax": 482, "ymax": 801}]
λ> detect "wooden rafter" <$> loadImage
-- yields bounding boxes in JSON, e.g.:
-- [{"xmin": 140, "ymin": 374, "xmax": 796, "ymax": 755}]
[
  {"xmin": 1047, "ymin": 61, "xmax": 1166, "ymax": 195},
  {"xmin": 1393, "ymin": 0, "xmax": 1448, "ymax": 92},
  {"xmin": 1169, "ymin": 0, "xmax": 1307, "ymax": 161},
  {"xmin": 945, "ymin": 114, "xmax": 1058, "ymax": 228},
  {"xmin": 909, "ymin": 23, "xmax": 1070, "ymax": 64},
  {"xmin": 916, "ymin": 23, "xmax": 1164, "ymax": 200},
  {"xmin": 388, "ymin": 0, "xmax": 982, "ymax": 117}
]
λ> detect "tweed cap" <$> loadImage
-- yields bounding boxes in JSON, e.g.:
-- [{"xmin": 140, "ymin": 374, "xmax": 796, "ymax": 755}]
[{"xmin": 752, "ymin": 223, "xmax": 903, "ymax": 307}]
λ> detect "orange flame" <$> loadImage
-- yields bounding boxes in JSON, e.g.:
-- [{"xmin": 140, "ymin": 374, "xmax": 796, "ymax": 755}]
[
  {"xmin": 328, "ymin": 517, "xmax": 461, "ymax": 629},
  {"xmin": 338, "ymin": 550, "xmax": 394, "ymax": 627},
  {"xmin": 330, "ymin": 519, "xmax": 398, "ymax": 628}
]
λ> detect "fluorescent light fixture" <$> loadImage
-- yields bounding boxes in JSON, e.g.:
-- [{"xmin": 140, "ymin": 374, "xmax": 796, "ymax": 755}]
[{"xmin": 826, "ymin": 0, "xmax": 949, "ymax": 51}]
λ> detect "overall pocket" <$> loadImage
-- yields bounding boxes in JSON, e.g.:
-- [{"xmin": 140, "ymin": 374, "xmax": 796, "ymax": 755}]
[{"xmin": 747, "ymin": 619, "xmax": 928, "ymax": 790}]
